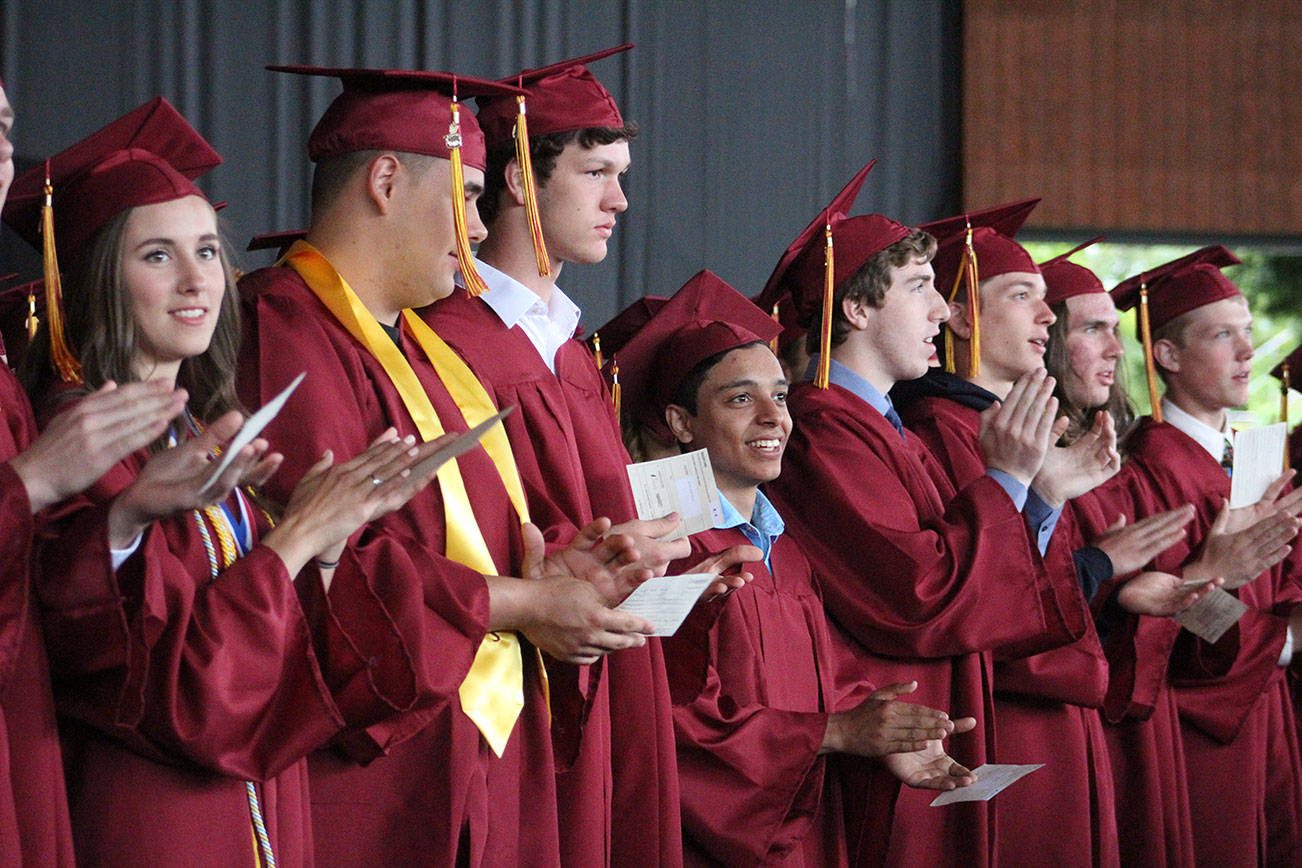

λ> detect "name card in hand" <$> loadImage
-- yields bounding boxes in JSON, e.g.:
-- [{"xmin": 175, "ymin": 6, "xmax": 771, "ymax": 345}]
[
  {"xmin": 930, "ymin": 763, "xmax": 1044, "ymax": 807},
  {"xmin": 626, "ymin": 448, "xmax": 724, "ymax": 540},
  {"xmin": 1174, "ymin": 586, "xmax": 1247, "ymax": 643},
  {"xmin": 203, "ymin": 372, "xmax": 305, "ymax": 491},
  {"xmin": 1230, "ymin": 423, "xmax": 1286, "ymax": 508},
  {"xmin": 616, "ymin": 573, "xmax": 718, "ymax": 636}
]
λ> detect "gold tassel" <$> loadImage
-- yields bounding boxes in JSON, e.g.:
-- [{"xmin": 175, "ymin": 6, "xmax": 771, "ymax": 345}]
[
  {"xmin": 514, "ymin": 95, "xmax": 551, "ymax": 278},
  {"xmin": 592, "ymin": 332, "xmax": 604, "ymax": 369},
  {"xmin": 25, "ymin": 285, "xmax": 38, "ymax": 341},
  {"xmin": 446, "ymin": 99, "xmax": 489, "ymax": 297},
  {"xmin": 611, "ymin": 359, "xmax": 621, "ymax": 419},
  {"xmin": 39, "ymin": 162, "xmax": 82, "ymax": 383},
  {"xmin": 770, "ymin": 303, "xmax": 781, "ymax": 354},
  {"xmin": 943, "ymin": 223, "xmax": 980, "ymax": 377},
  {"xmin": 814, "ymin": 224, "xmax": 834, "ymax": 389},
  {"xmin": 1139, "ymin": 285, "xmax": 1161, "ymax": 424},
  {"xmin": 964, "ymin": 228, "xmax": 981, "ymax": 378}
]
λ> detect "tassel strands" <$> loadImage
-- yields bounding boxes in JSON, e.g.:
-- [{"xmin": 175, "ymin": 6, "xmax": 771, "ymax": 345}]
[
  {"xmin": 1139, "ymin": 285, "xmax": 1162, "ymax": 424},
  {"xmin": 39, "ymin": 160, "xmax": 82, "ymax": 383},
  {"xmin": 513, "ymin": 95, "xmax": 552, "ymax": 277},
  {"xmin": 446, "ymin": 98, "xmax": 490, "ymax": 298},
  {"xmin": 611, "ymin": 359, "xmax": 621, "ymax": 419},
  {"xmin": 943, "ymin": 223, "xmax": 980, "ymax": 377},
  {"xmin": 814, "ymin": 224, "xmax": 834, "ymax": 389},
  {"xmin": 25, "ymin": 285, "xmax": 37, "ymax": 341},
  {"xmin": 592, "ymin": 332, "xmax": 604, "ymax": 369},
  {"xmin": 769, "ymin": 303, "xmax": 781, "ymax": 354}
]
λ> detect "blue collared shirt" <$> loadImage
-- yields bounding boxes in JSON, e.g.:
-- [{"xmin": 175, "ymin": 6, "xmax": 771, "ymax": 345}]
[
  {"xmin": 807, "ymin": 354, "xmax": 1059, "ymax": 553},
  {"xmin": 715, "ymin": 489, "xmax": 785, "ymax": 571}
]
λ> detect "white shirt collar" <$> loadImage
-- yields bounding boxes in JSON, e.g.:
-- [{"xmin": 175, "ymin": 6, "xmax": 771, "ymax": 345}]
[
  {"xmin": 459, "ymin": 259, "xmax": 582, "ymax": 372},
  {"xmin": 1161, "ymin": 397, "xmax": 1233, "ymax": 463}
]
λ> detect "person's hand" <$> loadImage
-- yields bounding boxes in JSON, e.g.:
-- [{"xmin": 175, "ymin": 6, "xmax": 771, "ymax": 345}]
[
  {"xmin": 538, "ymin": 517, "xmax": 653, "ymax": 604},
  {"xmin": 1183, "ymin": 499, "xmax": 1299, "ymax": 589},
  {"xmin": 1117, "ymin": 571, "xmax": 1224, "ymax": 616},
  {"xmin": 881, "ymin": 739, "xmax": 979, "ymax": 791},
  {"xmin": 1220, "ymin": 470, "xmax": 1302, "ymax": 534},
  {"xmin": 978, "ymin": 369, "xmax": 1059, "ymax": 487},
  {"xmin": 489, "ymin": 522, "xmax": 654, "ymax": 664},
  {"xmin": 11, "ymin": 380, "xmax": 186, "ymax": 513},
  {"xmin": 821, "ymin": 681, "xmax": 973, "ymax": 757},
  {"xmin": 682, "ymin": 544, "xmax": 762, "ymax": 602},
  {"xmin": 1092, "ymin": 505, "xmax": 1194, "ymax": 576},
  {"xmin": 609, "ymin": 514, "xmax": 692, "ymax": 577},
  {"xmin": 262, "ymin": 429, "xmax": 462, "ymax": 579},
  {"xmin": 1031, "ymin": 411, "xmax": 1121, "ymax": 507},
  {"xmin": 106, "ymin": 410, "xmax": 280, "ymax": 548}
]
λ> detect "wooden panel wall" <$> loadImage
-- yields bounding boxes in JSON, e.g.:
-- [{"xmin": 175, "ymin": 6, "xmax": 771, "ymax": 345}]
[{"xmin": 963, "ymin": 0, "xmax": 1302, "ymax": 240}]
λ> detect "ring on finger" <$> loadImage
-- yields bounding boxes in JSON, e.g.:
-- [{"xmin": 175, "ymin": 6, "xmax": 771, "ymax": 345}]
[{"xmin": 370, "ymin": 474, "xmax": 383, "ymax": 486}]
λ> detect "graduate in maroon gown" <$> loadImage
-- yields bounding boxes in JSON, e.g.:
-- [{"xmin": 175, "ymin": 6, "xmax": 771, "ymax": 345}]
[
  {"xmin": 240, "ymin": 65, "xmax": 656, "ymax": 867},
  {"xmin": 893, "ymin": 206, "xmax": 1218, "ymax": 867},
  {"xmin": 763, "ymin": 163, "xmax": 1090, "ymax": 867},
  {"xmin": 424, "ymin": 46, "xmax": 698, "ymax": 867},
  {"xmin": 620, "ymin": 269, "xmax": 976, "ymax": 867},
  {"xmin": 1109, "ymin": 247, "xmax": 1302, "ymax": 867},
  {"xmin": 0, "ymin": 77, "xmax": 207, "ymax": 868},
  {"xmin": 2, "ymin": 96, "xmax": 476, "ymax": 867}
]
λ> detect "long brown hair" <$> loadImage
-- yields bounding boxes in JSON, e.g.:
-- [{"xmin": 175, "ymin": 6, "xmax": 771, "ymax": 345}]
[
  {"xmin": 21, "ymin": 201, "xmax": 244, "ymax": 442},
  {"xmin": 1045, "ymin": 299, "xmax": 1137, "ymax": 449}
]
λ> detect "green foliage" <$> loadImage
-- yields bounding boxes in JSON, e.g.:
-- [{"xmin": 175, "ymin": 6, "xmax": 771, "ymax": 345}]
[{"xmin": 1022, "ymin": 241, "xmax": 1302, "ymax": 428}]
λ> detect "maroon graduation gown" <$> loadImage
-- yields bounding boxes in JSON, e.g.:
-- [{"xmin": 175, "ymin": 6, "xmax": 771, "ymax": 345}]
[
  {"xmin": 665, "ymin": 526, "xmax": 851, "ymax": 867},
  {"xmin": 0, "ymin": 366, "xmax": 75, "ymax": 868},
  {"xmin": 1123, "ymin": 418, "xmax": 1302, "ymax": 868},
  {"xmin": 768, "ymin": 381, "xmax": 1089, "ymax": 868},
  {"xmin": 34, "ymin": 386, "xmax": 346, "ymax": 867},
  {"xmin": 239, "ymin": 266, "xmax": 559, "ymax": 868},
  {"xmin": 900, "ymin": 395, "xmax": 1119, "ymax": 868},
  {"xmin": 424, "ymin": 287, "xmax": 681, "ymax": 867}
]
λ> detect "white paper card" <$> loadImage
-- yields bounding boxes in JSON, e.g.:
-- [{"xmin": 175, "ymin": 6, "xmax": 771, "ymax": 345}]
[
  {"xmin": 626, "ymin": 448, "xmax": 724, "ymax": 540},
  {"xmin": 1174, "ymin": 586, "xmax": 1247, "ymax": 643},
  {"xmin": 203, "ymin": 372, "xmax": 305, "ymax": 490},
  {"xmin": 1229, "ymin": 423, "xmax": 1287, "ymax": 508},
  {"xmin": 930, "ymin": 763, "xmax": 1044, "ymax": 807},
  {"xmin": 616, "ymin": 573, "xmax": 717, "ymax": 636}
]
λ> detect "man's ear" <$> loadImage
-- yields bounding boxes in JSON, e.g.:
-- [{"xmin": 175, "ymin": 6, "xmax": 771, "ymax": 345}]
[
  {"xmin": 503, "ymin": 157, "xmax": 529, "ymax": 208},
  {"xmin": 947, "ymin": 302, "xmax": 972, "ymax": 340},
  {"xmin": 665, "ymin": 404, "xmax": 695, "ymax": 445},
  {"xmin": 365, "ymin": 154, "xmax": 403, "ymax": 214},
  {"xmin": 841, "ymin": 294, "xmax": 872, "ymax": 331},
  {"xmin": 1152, "ymin": 338, "xmax": 1181, "ymax": 374}
]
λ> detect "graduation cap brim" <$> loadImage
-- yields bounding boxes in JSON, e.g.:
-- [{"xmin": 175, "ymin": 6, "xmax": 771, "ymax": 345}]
[
  {"xmin": 247, "ymin": 229, "xmax": 307, "ymax": 254},
  {"xmin": 757, "ymin": 160, "xmax": 876, "ymax": 310},
  {"xmin": 1039, "ymin": 237, "xmax": 1107, "ymax": 305},
  {"xmin": 1110, "ymin": 245, "xmax": 1242, "ymax": 312},
  {"xmin": 267, "ymin": 65, "xmax": 524, "ymax": 100},
  {"xmin": 3, "ymin": 97, "xmax": 220, "ymax": 251},
  {"xmin": 503, "ymin": 43, "xmax": 633, "ymax": 86}
]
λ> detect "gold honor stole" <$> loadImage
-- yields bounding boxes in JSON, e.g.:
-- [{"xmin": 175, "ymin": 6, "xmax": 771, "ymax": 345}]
[{"xmin": 285, "ymin": 242, "xmax": 538, "ymax": 758}]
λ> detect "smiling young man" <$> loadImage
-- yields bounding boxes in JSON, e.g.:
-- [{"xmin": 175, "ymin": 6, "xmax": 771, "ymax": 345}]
[
  {"xmin": 1110, "ymin": 248, "xmax": 1302, "ymax": 867},
  {"xmin": 422, "ymin": 46, "xmax": 701, "ymax": 867},
  {"xmin": 618, "ymin": 270, "xmax": 976, "ymax": 867},
  {"xmin": 237, "ymin": 66, "xmax": 658, "ymax": 868},
  {"xmin": 763, "ymin": 166, "xmax": 1092, "ymax": 868}
]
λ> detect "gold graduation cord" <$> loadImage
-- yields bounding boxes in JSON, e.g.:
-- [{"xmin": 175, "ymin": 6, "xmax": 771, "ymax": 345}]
[
  {"xmin": 285, "ymin": 242, "xmax": 538, "ymax": 758},
  {"xmin": 591, "ymin": 332, "xmax": 604, "ymax": 369},
  {"xmin": 1139, "ymin": 285, "xmax": 1162, "ymax": 424}
]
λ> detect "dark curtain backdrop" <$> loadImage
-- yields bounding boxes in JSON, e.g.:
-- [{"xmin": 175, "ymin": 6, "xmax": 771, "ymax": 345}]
[{"xmin": 0, "ymin": 0, "xmax": 960, "ymax": 327}]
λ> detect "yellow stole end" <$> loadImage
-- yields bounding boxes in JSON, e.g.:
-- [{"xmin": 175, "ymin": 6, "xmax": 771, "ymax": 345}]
[{"xmin": 285, "ymin": 241, "xmax": 538, "ymax": 757}]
